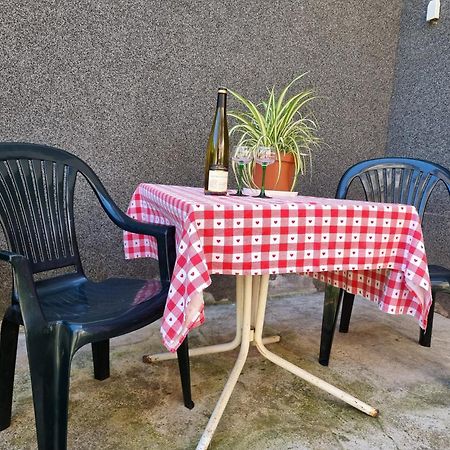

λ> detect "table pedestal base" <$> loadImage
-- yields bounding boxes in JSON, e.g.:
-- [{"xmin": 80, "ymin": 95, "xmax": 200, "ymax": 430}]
[
  {"xmin": 145, "ymin": 274, "xmax": 378, "ymax": 449},
  {"xmin": 143, "ymin": 275, "xmax": 280, "ymax": 363},
  {"xmin": 196, "ymin": 275, "xmax": 378, "ymax": 450}
]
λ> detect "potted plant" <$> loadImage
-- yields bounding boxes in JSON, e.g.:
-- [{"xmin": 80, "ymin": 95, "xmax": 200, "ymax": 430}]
[{"xmin": 228, "ymin": 74, "xmax": 320, "ymax": 192}]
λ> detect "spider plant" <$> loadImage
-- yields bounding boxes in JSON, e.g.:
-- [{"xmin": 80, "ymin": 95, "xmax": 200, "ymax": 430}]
[{"xmin": 228, "ymin": 74, "xmax": 320, "ymax": 191}]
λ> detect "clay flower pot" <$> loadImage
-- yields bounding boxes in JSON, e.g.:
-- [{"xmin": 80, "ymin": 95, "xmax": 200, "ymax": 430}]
[{"xmin": 253, "ymin": 153, "xmax": 296, "ymax": 191}]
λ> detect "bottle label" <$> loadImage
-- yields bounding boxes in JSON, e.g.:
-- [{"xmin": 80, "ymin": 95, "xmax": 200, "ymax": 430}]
[{"xmin": 208, "ymin": 170, "xmax": 228, "ymax": 192}]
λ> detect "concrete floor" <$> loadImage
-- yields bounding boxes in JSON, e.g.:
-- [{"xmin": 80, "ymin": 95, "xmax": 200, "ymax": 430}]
[{"xmin": 1, "ymin": 281, "xmax": 449, "ymax": 449}]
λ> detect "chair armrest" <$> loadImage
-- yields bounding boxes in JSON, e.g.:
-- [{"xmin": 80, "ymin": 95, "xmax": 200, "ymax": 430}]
[
  {"xmin": 0, "ymin": 250, "xmax": 47, "ymax": 330},
  {"xmin": 121, "ymin": 217, "xmax": 176, "ymax": 284},
  {"xmin": 80, "ymin": 173, "xmax": 177, "ymax": 283},
  {"xmin": 122, "ymin": 219, "xmax": 176, "ymax": 284}
]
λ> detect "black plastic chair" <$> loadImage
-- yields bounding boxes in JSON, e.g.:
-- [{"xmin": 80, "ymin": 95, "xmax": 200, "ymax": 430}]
[
  {"xmin": 0, "ymin": 142, "xmax": 194, "ymax": 450},
  {"xmin": 320, "ymin": 157, "xmax": 450, "ymax": 365}
]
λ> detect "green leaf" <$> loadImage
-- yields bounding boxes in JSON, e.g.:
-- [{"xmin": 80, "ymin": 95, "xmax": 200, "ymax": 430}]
[{"xmin": 228, "ymin": 75, "xmax": 320, "ymax": 190}]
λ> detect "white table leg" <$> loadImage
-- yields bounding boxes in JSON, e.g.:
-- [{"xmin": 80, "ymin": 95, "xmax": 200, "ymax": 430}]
[
  {"xmin": 143, "ymin": 276, "xmax": 279, "ymax": 363},
  {"xmin": 253, "ymin": 275, "xmax": 379, "ymax": 417},
  {"xmin": 196, "ymin": 274, "xmax": 378, "ymax": 449},
  {"xmin": 196, "ymin": 275, "xmax": 253, "ymax": 450}
]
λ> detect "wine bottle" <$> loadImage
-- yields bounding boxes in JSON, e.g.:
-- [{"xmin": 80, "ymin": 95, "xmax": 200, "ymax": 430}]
[{"xmin": 204, "ymin": 88, "xmax": 229, "ymax": 195}]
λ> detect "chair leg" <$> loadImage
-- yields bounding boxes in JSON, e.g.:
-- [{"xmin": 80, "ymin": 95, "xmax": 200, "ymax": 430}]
[
  {"xmin": 27, "ymin": 331, "xmax": 72, "ymax": 450},
  {"xmin": 0, "ymin": 318, "xmax": 20, "ymax": 431},
  {"xmin": 419, "ymin": 291, "xmax": 436, "ymax": 347},
  {"xmin": 92, "ymin": 340, "xmax": 110, "ymax": 380},
  {"xmin": 176, "ymin": 336, "xmax": 194, "ymax": 409},
  {"xmin": 339, "ymin": 291, "xmax": 355, "ymax": 333},
  {"xmin": 319, "ymin": 285, "xmax": 343, "ymax": 366}
]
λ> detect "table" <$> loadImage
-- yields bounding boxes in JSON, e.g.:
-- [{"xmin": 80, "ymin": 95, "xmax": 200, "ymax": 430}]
[{"xmin": 124, "ymin": 184, "xmax": 432, "ymax": 449}]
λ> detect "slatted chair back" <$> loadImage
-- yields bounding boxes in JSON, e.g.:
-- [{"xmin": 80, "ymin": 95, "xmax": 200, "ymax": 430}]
[
  {"xmin": 336, "ymin": 157, "xmax": 450, "ymax": 218},
  {"xmin": 0, "ymin": 143, "xmax": 100, "ymax": 275}
]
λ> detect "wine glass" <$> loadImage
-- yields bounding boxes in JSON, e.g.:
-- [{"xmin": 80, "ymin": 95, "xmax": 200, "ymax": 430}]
[
  {"xmin": 231, "ymin": 146, "xmax": 253, "ymax": 196},
  {"xmin": 254, "ymin": 146, "xmax": 276, "ymax": 198}
]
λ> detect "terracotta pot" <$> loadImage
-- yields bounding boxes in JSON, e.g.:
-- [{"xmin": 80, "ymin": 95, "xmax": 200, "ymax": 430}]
[{"xmin": 253, "ymin": 153, "xmax": 296, "ymax": 191}]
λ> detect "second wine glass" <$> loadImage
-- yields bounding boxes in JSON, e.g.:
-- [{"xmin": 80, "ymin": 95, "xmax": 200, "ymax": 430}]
[
  {"xmin": 231, "ymin": 146, "xmax": 253, "ymax": 196},
  {"xmin": 254, "ymin": 146, "xmax": 276, "ymax": 198}
]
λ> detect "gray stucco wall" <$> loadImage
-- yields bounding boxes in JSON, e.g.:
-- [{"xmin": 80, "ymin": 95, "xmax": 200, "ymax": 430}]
[
  {"xmin": 387, "ymin": 0, "xmax": 450, "ymax": 265},
  {"xmin": 0, "ymin": 1, "xmax": 403, "ymax": 308}
]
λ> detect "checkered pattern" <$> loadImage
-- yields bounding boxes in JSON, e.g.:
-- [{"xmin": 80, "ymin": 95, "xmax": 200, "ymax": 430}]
[{"xmin": 124, "ymin": 184, "xmax": 432, "ymax": 352}]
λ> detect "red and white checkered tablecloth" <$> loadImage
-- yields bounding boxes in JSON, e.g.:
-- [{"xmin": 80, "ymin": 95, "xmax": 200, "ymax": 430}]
[{"xmin": 124, "ymin": 184, "xmax": 432, "ymax": 352}]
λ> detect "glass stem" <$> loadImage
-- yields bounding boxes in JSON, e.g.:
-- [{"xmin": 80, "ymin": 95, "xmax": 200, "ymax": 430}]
[
  {"xmin": 261, "ymin": 164, "xmax": 267, "ymax": 196},
  {"xmin": 237, "ymin": 163, "xmax": 244, "ymax": 194}
]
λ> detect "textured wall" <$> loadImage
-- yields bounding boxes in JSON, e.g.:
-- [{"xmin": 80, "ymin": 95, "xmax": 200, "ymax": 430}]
[
  {"xmin": 0, "ymin": 0, "xmax": 403, "ymax": 308},
  {"xmin": 387, "ymin": 0, "xmax": 450, "ymax": 265}
]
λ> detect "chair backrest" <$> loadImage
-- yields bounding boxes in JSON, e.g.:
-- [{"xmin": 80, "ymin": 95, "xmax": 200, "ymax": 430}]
[
  {"xmin": 336, "ymin": 157, "xmax": 450, "ymax": 219},
  {"xmin": 0, "ymin": 142, "xmax": 104, "ymax": 274}
]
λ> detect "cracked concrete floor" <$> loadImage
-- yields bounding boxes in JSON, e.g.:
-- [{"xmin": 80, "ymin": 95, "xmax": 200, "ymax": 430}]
[{"xmin": 0, "ymin": 288, "xmax": 449, "ymax": 449}]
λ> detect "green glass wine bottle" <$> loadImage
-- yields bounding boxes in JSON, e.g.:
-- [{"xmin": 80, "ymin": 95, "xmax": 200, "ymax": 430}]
[{"xmin": 204, "ymin": 88, "xmax": 229, "ymax": 195}]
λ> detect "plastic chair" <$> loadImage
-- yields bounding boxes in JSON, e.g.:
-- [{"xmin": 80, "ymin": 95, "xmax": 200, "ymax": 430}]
[
  {"xmin": 320, "ymin": 157, "xmax": 450, "ymax": 365},
  {"xmin": 0, "ymin": 142, "xmax": 194, "ymax": 450}
]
